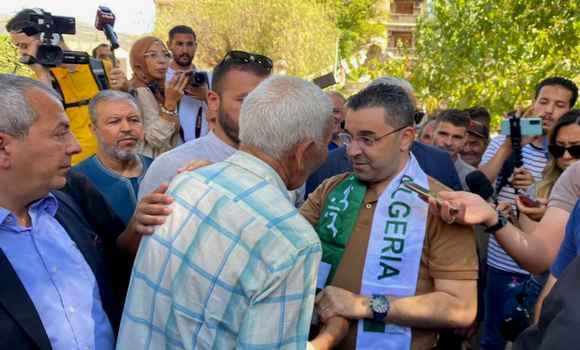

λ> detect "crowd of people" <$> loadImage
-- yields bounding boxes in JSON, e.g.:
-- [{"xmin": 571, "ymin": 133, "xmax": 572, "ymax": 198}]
[{"xmin": 1, "ymin": 8, "xmax": 580, "ymax": 350}]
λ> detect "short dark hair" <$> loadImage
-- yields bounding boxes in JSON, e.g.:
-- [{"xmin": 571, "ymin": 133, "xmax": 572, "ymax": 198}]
[
  {"xmin": 92, "ymin": 43, "xmax": 109, "ymax": 58},
  {"xmin": 464, "ymin": 106, "xmax": 491, "ymax": 128},
  {"xmin": 168, "ymin": 25, "xmax": 196, "ymax": 42},
  {"xmin": 346, "ymin": 84, "xmax": 415, "ymax": 128},
  {"xmin": 435, "ymin": 109, "xmax": 470, "ymax": 129},
  {"xmin": 535, "ymin": 77, "xmax": 578, "ymax": 108},
  {"xmin": 6, "ymin": 9, "xmax": 41, "ymax": 33},
  {"xmin": 211, "ymin": 58, "xmax": 271, "ymax": 95}
]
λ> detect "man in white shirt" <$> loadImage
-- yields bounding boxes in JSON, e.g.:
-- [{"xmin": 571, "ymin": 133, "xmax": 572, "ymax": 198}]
[{"xmin": 166, "ymin": 25, "xmax": 210, "ymax": 141}]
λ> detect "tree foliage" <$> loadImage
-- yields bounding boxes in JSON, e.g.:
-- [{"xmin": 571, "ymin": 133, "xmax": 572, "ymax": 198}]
[
  {"xmin": 0, "ymin": 35, "xmax": 34, "ymax": 77},
  {"xmin": 317, "ymin": 0, "xmax": 386, "ymax": 59},
  {"xmin": 154, "ymin": 0, "xmax": 339, "ymax": 76},
  {"xmin": 347, "ymin": 0, "xmax": 580, "ymax": 124}
]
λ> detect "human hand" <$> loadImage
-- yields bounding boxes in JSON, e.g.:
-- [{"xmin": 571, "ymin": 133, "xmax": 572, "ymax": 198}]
[
  {"xmin": 164, "ymin": 72, "xmax": 188, "ymax": 110},
  {"xmin": 177, "ymin": 159, "xmax": 212, "ymax": 174},
  {"xmin": 309, "ymin": 316, "xmax": 349, "ymax": 350},
  {"xmin": 184, "ymin": 84, "xmax": 208, "ymax": 102},
  {"xmin": 316, "ymin": 286, "xmax": 371, "ymax": 322},
  {"xmin": 109, "ymin": 67, "xmax": 128, "ymax": 91},
  {"xmin": 429, "ymin": 191, "xmax": 497, "ymax": 227},
  {"xmin": 509, "ymin": 167, "xmax": 534, "ymax": 190},
  {"xmin": 516, "ymin": 196, "xmax": 548, "ymax": 221},
  {"xmin": 133, "ymin": 183, "xmax": 173, "ymax": 235}
]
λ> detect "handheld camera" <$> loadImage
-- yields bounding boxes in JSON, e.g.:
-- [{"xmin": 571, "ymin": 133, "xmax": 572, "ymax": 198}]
[{"xmin": 20, "ymin": 9, "xmax": 89, "ymax": 67}]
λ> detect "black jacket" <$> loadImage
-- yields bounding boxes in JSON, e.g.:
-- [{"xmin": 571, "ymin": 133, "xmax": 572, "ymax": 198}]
[{"xmin": 0, "ymin": 190, "xmax": 121, "ymax": 350}]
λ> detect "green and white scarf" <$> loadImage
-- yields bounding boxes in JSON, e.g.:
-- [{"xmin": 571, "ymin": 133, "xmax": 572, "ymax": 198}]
[{"xmin": 316, "ymin": 154, "xmax": 429, "ymax": 350}]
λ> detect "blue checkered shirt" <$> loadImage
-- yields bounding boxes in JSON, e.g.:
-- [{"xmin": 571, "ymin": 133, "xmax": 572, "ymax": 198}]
[{"xmin": 117, "ymin": 151, "xmax": 321, "ymax": 350}]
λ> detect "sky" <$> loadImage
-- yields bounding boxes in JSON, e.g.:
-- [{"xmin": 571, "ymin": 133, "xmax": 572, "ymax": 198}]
[{"xmin": 0, "ymin": 0, "xmax": 156, "ymax": 35}]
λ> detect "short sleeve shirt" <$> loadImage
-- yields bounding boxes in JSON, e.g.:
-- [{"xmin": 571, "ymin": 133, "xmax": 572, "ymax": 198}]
[
  {"xmin": 300, "ymin": 173, "xmax": 478, "ymax": 350},
  {"xmin": 549, "ymin": 161, "xmax": 580, "ymax": 213}
]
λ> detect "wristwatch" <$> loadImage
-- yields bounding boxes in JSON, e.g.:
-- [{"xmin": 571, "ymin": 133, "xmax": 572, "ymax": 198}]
[
  {"xmin": 484, "ymin": 209, "xmax": 509, "ymax": 233},
  {"xmin": 369, "ymin": 295, "xmax": 390, "ymax": 322}
]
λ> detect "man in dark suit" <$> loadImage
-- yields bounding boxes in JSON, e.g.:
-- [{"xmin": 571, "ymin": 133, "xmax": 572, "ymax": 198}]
[{"xmin": 0, "ymin": 74, "xmax": 120, "ymax": 349}]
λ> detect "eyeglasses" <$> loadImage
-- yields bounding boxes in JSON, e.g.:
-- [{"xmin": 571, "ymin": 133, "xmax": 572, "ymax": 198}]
[
  {"xmin": 219, "ymin": 50, "xmax": 273, "ymax": 73},
  {"xmin": 338, "ymin": 125, "xmax": 411, "ymax": 148},
  {"xmin": 548, "ymin": 144, "xmax": 580, "ymax": 159},
  {"xmin": 144, "ymin": 51, "xmax": 172, "ymax": 62}
]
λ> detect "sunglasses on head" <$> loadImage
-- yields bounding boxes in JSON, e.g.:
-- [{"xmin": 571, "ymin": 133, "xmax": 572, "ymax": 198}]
[
  {"xmin": 220, "ymin": 50, "xmax": 273, "ymax": 73},
  {"xmin": 548, "ymin": 144, "xmax": 580, "ymax": 159}
]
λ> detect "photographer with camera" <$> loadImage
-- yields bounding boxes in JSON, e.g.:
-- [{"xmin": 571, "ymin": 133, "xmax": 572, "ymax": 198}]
[
  {"xmin": 6, "ymin": 8, "xmax": 128, "ymax": 165},
  {"xmin": 129, "ymin": 36, "xmax": 186, "ymax": 158},
  {"xmin": 166, "ymin": 25, "xmax": 211, "ymax": 142}
]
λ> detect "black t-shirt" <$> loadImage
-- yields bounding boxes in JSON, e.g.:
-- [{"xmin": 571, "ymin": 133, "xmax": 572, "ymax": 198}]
[{"xmin": 514, "ymin": 255, "xmax": 580, "ymax": 350}]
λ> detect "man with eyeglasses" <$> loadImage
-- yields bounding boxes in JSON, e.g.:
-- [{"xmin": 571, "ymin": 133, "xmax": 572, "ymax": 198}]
[
  {"xmin": 165, "ymin": 25, "xmax": 211, "ymax": 142},
  {"xmin": 138, "ymin": 50, "xmax": 272, "ymax": 197},
  {"xmin": 301, "ymin": 84, "xmax": 478, "ymax": 349},
  {"xmin": 304, "ymin": 76, "xmax": 463, "ymax": 198}
]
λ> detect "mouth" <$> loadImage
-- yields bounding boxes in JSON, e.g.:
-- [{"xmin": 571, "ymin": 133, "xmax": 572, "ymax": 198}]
[{"xmin": 118, "ymin": 138, "xmax": 138, "ymax": 146}]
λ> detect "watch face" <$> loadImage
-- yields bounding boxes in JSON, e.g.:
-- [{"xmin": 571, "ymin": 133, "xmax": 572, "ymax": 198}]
[{"xmin": 372, "ymin": 296, "xmax": 389, "ymax": 313}]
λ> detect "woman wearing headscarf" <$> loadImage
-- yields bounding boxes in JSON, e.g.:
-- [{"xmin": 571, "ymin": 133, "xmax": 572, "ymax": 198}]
[{"xmin": 130, "ymin": 36, "xmax": 187, "ymax": 158}]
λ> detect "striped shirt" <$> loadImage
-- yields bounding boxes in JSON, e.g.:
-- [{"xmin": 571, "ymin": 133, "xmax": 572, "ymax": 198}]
[
  {"xmin": 117, "ymin": 151, "xmax": 321, "ymax": 350},
  {"xmin": 481, "ymin": 135, "xmax": 547, "ymax": 274}
]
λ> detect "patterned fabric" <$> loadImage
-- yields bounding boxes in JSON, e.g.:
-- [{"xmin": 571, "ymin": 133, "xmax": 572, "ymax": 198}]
[
  {"xmin": 481, "ymin": 135, "xmax": 547, "ymax": 274},
  {"xmin": 117, "ymin": 151, "xmax": 321, "ymax": 350}
]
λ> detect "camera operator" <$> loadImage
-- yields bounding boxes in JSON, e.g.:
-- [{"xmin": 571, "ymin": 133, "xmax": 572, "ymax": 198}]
[
  {"xmin": 6, "ymin": 9, "xmax": 128, "ymax": 165},
  {"xmin": 166, "ymin": 25, "xmax": 210, "ymax": 141}
]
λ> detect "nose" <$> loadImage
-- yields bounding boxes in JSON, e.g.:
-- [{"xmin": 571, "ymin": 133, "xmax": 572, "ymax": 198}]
[
  {"xmin": 345, "ymin": 140, "xmax": 363, "ymax": 158},
  {"xmin": 67, "ymin": 134, "xmax": 82, "ymax": 155},
  {"xmin": 120, "ymin": 118, "xmax": 131, "ymax": 131}
]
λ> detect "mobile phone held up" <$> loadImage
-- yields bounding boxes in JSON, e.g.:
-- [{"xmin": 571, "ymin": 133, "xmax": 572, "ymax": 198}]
[
  {"xmin": 500, "ymin": 117, "xmax": 543, "ymax": 136},
  {"xmin": 403, "ymin": 181, "xmax": 438, "ymax": 202},
  {"xmin": 404, "ymin": 181, "xmax": 459, "ymax": 215},
  {"xmin": 518, "ymin": 195, "xmax": 542, "ymax": 208}
]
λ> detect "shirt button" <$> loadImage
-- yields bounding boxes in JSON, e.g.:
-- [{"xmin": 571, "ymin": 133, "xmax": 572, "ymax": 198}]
[
  {"xmin": 365, "ymin": 204, "xmax": 372, "ymax": 209},
  {"xmin": 68, "ymin": 306, "xmax": 75, "ymax": 313}
]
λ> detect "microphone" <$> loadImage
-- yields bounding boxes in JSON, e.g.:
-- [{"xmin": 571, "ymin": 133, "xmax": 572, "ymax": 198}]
[
  {"xmin": 95, "ymin": 7, "xmax": 119, "ymax": 50},
  {"xmin": 466, "ymin": 170, "xmax": 496, "ymax": 203}
]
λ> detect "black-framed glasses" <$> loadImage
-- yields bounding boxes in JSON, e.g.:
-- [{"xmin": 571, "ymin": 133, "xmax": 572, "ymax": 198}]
[
  {"xmin": 338, "ymin": 124, "xmax": 411, "ymax": 148},
  {"xmin": 219, "ymin": 50, "xmax": 273, "ymax": 73},
  {"xmin": 548, "ymin": 144, "xmax": 580, "ymax": 159}
]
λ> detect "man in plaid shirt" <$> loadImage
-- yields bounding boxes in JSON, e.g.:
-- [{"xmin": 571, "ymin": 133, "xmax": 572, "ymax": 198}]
[{"xmin": 117, "ymin": 75, "xmax": 338, "ymax": 349}]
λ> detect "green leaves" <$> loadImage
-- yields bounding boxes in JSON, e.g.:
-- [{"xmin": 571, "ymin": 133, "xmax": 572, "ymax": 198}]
[
  {"xmin": 0, "ymin": 36, "xmax": 34, "ymax": 77},
  {"xmin": 154, "ymin": 0, "xmax": 339, "ymax": 77},
  {"xmin": 355, "ymin": 0, "xmax": 579, "ymax": 127}
]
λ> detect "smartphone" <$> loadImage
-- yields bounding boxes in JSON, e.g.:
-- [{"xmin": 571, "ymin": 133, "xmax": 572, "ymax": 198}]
[
  {"xmin": 403, "ymin": 181, "xmax": 459, "ymax": 215},
  {"xmin": 403, "ymin": 181, "xmax": 439, "ymax": 201},
  {"xmin": 500, "ymin": 117, "xmax": 543, "ymax": 136},
  {"xmin": 518, "ymin": 195, "xmax": 542, "ymax": 208}
]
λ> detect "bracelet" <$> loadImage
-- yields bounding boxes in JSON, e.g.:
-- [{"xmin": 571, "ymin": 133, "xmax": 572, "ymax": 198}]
[{"xmin": 160, "ymin": 105, "xmax": 178, "ymax": 117}]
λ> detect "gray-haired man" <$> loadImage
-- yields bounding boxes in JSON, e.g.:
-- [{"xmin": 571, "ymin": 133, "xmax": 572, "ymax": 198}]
[
  {"xmin": 71, "ymin": 90, "xmax": 153, "ymax": 225},
  {"xmin": 117, "ymin": 75, "xmax": 343, "ymax": 349}
]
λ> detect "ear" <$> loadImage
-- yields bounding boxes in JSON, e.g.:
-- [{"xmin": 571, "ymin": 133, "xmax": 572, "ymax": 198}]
[
  {"xmin": 0, "ymin": 133, "xmax": 15, "ymax": 169},
  {"xmin": 400, "ymin": 126, "xmax": 416, "ymax": 152},
  {"xmin": 207, "ymin": 90, "xmax": 220, "ymax": 115},
  {"xmin": 294, "ymin": 138, "xmax": 316, "ymax": 172},
  {"xmin": 89, "ymin": 121, "xmax": 97, "ymax": 135}
]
